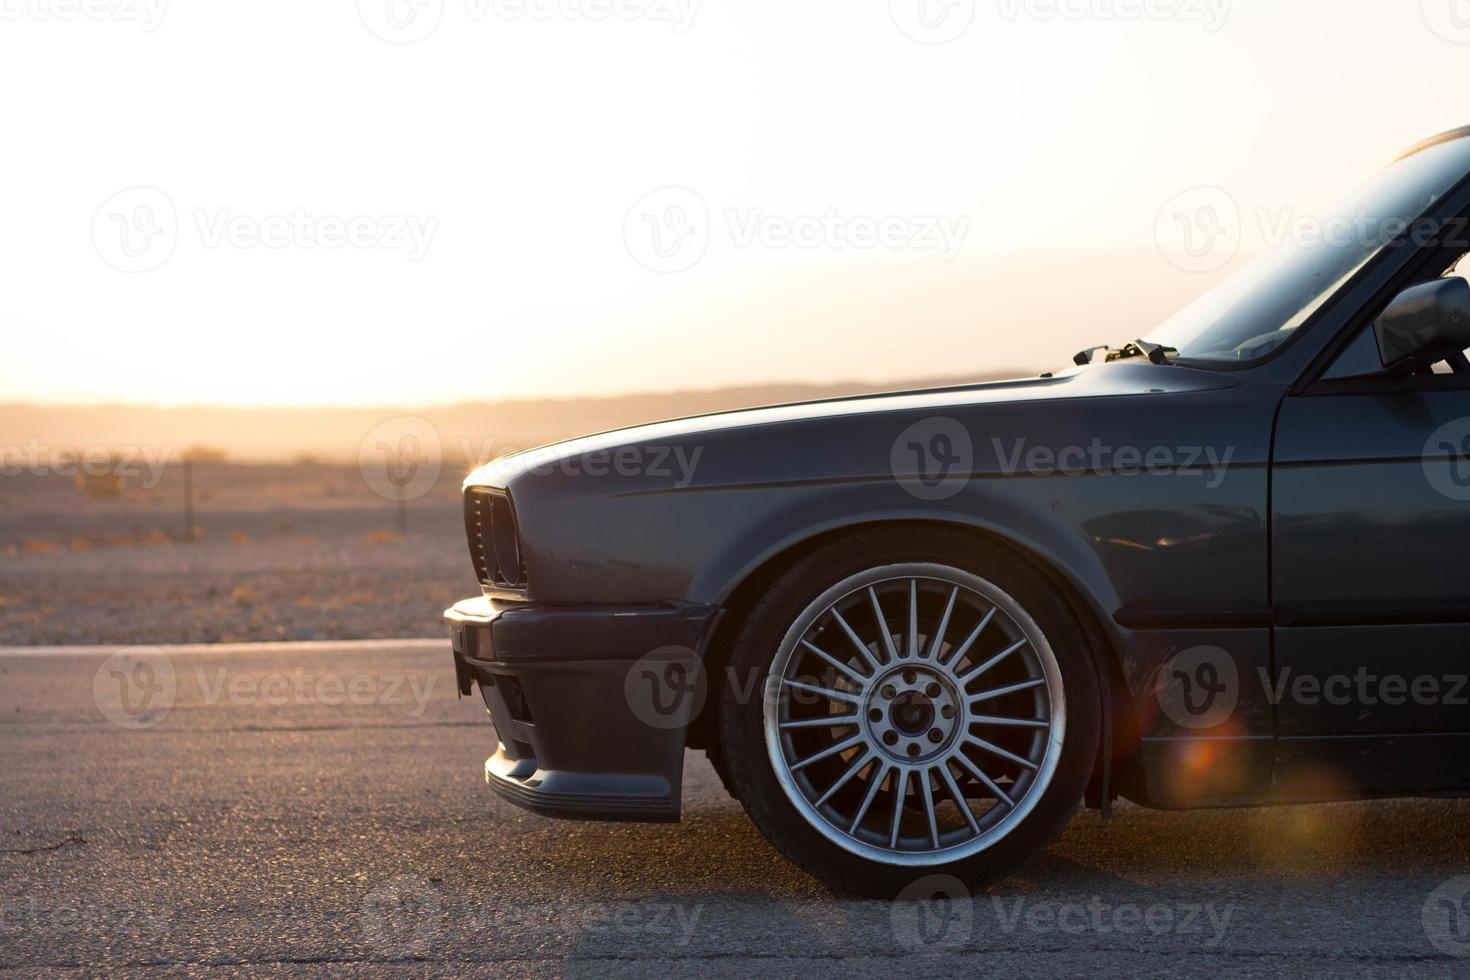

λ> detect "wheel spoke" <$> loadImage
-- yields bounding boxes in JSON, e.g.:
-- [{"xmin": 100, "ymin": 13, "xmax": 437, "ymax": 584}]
[
  {"xmin": 956, "ymin": 637, "xmax": 1028, "ymax": 687},
  {"xmin": 966, "ymin": 676, "xmax": 1046, "ymax": 704},
  {"xmin": 953, "ymin": 751, "xmax": 1015, "ymax": 808},
  {"xmin": 942, "ymin": 607, "xmax": 996, "ymax": 668},
  {"xmin": 866, "ymin": 587, "xmax": 901, "ymax": 664},
  {"xmin": 791, "ymin": 733, "xmax": 865, "ymax": 772},
  {"xmin": 924, "ymin": 586, "xmax": 959, "ymax": 660},
  {"xmin": 969, "ymin": 714, "xmax": 1048, "ymax": 729},
  {"xmin": 966, "ymin": 735, "xmax": 1040, "ymax": 772},
  {"xmin": 828, "ymin": 607, "xmax": 883, "ymax": 675},
  {"xmin": 779, "ymin": 714, "xmax": 859, "ymax": 730},
  {"xmin": 919, "ymin": 767, "xmax": 940, "ymax": 848},
  {"xmin": 906, "ymin": 579, "xmax": 919, "ymax": 659},
  {"xmin": 888, "ymin": 769, "xmax": 909, "ymax": 849},
  {"xmin": 815, "ymin": 751, "xmax": 874, "ymax": 807},
  {"xmin": 937, "ymin": 761, "xmax": 981, "ymax": 836},
  {"xmin": 782, "ymin": 678, "xmax": 863, "ymax": 705},
  {"xmin": 800, "ymin": 639, "xmax": 868, "ymax": 686},
  {"xmin": 849, "ymin": 762, "xmax": 890, "ymax": 834}
]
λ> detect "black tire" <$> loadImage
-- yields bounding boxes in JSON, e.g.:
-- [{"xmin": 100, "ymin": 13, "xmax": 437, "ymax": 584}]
[{"xmin": 716, "ymin": 527, "xmax": 1101, "ymax": 897}]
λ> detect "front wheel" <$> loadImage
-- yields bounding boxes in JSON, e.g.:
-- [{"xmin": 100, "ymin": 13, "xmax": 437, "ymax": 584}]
[{"xmin": 717, "ymin": 529, "xmax": 1100, "ymax": 897}]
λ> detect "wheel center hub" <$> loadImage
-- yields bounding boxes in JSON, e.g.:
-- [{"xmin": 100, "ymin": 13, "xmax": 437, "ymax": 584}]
[
  {"xmin": 864, "ymin": 664, "xmax": 961, "ymax": 763},
  {"xmin": 890, "ymin": 692, "xmax": 934, "ymax": 736}
]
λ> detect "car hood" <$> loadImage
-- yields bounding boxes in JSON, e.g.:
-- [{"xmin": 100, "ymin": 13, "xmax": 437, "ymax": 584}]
[{"xmin": 464, "ymin": 360, "xmax": 1239, "ymax": 488}]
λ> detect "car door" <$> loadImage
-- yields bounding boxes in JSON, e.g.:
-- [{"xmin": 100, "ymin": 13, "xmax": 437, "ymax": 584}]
[{"xmin": 1271, "ymin": 282, "xmax": 1470, "ymax": 795}]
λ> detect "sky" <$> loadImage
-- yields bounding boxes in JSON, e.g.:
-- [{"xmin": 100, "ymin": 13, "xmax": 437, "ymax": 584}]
[{"xmin": 3, "ymin": 0, "xmax": 1470, "ymax": 408}]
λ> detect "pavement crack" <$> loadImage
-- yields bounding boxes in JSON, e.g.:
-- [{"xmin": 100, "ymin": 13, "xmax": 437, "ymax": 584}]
[{"xmin": 1, "ymin": 834, "xmax": 85, "ymax": 855}]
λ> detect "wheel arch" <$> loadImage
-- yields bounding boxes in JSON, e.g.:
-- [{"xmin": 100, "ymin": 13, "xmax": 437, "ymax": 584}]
[{"xmin": 690, "ymin": 517, "xmax": 1141, "ymax": 813}]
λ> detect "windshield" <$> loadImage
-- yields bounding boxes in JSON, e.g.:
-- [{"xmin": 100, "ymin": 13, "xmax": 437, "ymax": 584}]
[{"xmin": 1146, "ymin": 135, "xmax": 1470, "ymax": 363}]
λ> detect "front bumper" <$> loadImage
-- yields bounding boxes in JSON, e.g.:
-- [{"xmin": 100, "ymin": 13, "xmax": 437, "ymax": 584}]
[{"xmin": 445, "ymin": 596, "xmax": 720, "ymax": 822}]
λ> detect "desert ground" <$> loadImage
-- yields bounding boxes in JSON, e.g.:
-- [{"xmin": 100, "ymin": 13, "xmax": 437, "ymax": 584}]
[{"xmin": 0, "ymin": 462, "xmax": 473, "ymax": 646}]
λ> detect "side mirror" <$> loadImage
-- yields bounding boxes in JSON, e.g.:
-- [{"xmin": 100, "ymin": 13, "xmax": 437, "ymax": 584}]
[{"xmin": 1374, "ymin": 277, "xmax": 1470, "ymax": 370}]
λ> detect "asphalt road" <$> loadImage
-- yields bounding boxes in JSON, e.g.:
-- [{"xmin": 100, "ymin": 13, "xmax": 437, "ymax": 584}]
[{"xmin": 4, "ymin": 641, "xmax": 1470, "ymax": 977}]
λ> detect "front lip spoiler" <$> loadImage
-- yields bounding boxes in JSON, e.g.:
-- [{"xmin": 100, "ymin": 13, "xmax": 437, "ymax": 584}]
[{"xmin": 445, "ymin": 596, "xmax": 721, "ymax": 823}]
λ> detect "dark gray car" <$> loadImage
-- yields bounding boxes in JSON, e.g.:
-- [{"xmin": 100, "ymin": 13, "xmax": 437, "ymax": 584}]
[{"xmin": 447, "ymin": 126, "xmax": 1470, "ymax": 896}]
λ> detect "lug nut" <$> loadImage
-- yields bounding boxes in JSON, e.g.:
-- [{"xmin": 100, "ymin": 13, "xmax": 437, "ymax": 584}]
[
  {"xmin": 928, "ymin": 728, "xmax": 943, "ymax": 743},
  {"xmin": 925, "ymin": 682, "xmax": 941, "ymax": 698},
  {"xmin": 903, "ymin": 670, "xmax": 917, "ymax": 685},
  {"xmin": 940, "ymin": 704, "xmax": 956, "ymax": 719},
  {"xmin": 868, "ymin": 708, "xmax": 883, "ymax": 722},
  {"xmin": 881, "ymin": 685, "xmax": 897, "ymax": 700},
  {"xmin": 906, "ymin": 744, "xmax": 921, "ymax": 757},
  {"xmin": 883, "ymin": 731, "xmax": 898, "ymax": 746}
]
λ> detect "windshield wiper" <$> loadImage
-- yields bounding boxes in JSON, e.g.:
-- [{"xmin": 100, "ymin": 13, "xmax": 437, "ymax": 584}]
[
  {"xmin": 1073, "ymin": 339, "xmax": 1178, "ymax": 366},
  {"xmin": 1111, "ymin": 339, "xmax": 1178, "ymax": 365}
]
